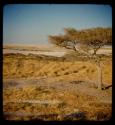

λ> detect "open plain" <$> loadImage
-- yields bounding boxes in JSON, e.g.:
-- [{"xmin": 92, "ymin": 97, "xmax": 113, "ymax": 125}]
[{"xmin": 3, "ymin": 45, "xmax": 112, "ymax": 121}]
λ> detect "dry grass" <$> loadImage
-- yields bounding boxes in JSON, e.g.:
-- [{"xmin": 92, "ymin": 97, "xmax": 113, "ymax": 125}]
[
  {"xmin": 3, "ymin": 84, "xmax": 112, "ymax": 121},
  {"xmin": 3, "ymin": 53, "xmax": 112, "ymax": 85},
  {"xmin": 3, "ymin": 53, "xmax": 112, "ymax": 121}
]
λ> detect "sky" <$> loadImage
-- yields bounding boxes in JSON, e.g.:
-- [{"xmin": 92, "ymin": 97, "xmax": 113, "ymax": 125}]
[{"xmin": 3, "ymin": 4, "xmax": 112, "ymax": 45}]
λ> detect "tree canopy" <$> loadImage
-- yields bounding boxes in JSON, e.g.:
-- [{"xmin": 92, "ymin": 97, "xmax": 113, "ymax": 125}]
[
  {"xmin": 48, "ymin": 27, "xmax": 112, "ymax": 55},
  {"xmin": 48, "ymin": 27, "xmax": 112, "ymax": 90}
]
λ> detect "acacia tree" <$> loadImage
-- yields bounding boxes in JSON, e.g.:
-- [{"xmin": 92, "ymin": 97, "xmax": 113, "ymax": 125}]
[{"xmin": 48, "ymin": 27, "xmax": 112, "ymax": 90}]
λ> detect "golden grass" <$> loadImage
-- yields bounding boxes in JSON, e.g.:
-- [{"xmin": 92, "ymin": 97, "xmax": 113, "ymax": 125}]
[
  {"xmin": 3, "ymin": 85, "xmax": 112, "ymax": 120},
  {"xmin": 3, "ymin": 54, "xmax": 112, "ymax": 85},
  {"xmin": 3, "ymin": 53, "xmax": 112, "ymax": 120}
]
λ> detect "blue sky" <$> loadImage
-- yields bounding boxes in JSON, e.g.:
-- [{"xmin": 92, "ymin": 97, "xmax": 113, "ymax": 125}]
[{"xmin": 3, "ymin": 4, "xmax": 112, "ymax": 45}]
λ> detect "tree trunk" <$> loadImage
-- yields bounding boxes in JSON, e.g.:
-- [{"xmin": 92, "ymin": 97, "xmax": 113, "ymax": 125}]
[
  {"xmin": 93, "ymin": 49, "xmax": 97, "ymax": 55},
  {"xmin": 97, "ymin": 62, "xmax": 102, "ymax": 90},
  {"xmin": 73, "ymin": 45, "xmax": 77, "ymax": 51}
]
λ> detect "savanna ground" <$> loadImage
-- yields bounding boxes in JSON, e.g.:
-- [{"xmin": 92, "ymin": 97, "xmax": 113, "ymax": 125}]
[{"xmin": 3, "ymin": 47, "xmax": 112, "ymax": 121}]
